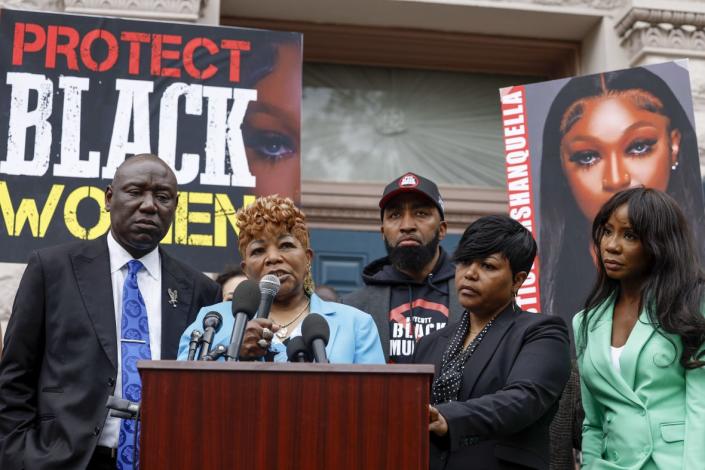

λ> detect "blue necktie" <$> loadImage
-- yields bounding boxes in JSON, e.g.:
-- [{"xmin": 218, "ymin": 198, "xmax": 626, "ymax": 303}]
[{"xmin": 118, "ymin": 260, "xmax": 152, "ymax": 470}]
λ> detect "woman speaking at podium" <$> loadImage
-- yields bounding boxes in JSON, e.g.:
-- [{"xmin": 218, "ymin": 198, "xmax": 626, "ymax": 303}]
[
  {"xmin": 413, "ymin": 215, "xmax": 571, "ymax": 470},
  {"xmin": 178, "ymin": 195, "xmax": 384, "ymax": 364}
]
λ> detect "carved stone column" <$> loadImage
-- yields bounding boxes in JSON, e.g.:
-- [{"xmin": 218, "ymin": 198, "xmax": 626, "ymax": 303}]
[
  {"xmin": 63, "ymin": 0, "xmax": 204, "ymax": 22},
  {"xmin": 0, "ymin": 0, "xmax": 207, "ymax": 22},
  {"xmin": 0, "ymin": 0, "xmax": 62, "ymax": 10},
  {"xmin": 616, "ymin": 2, "xmax": 705, "ymax": 172}
]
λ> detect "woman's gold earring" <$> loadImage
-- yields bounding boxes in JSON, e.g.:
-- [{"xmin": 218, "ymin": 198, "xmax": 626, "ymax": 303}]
[{"xmin": 304, "ymin": 263, "xmax": 315, "ymax": 296}]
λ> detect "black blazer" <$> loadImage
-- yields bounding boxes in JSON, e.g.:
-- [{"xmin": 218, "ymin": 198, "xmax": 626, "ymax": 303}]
[
  {"xmin": 0, "ymin": 237, "xmax": 220, "ymax": 469},
  {"xmin": 413, "ymin": 305, "xmax": 571, "ymax": 470}
]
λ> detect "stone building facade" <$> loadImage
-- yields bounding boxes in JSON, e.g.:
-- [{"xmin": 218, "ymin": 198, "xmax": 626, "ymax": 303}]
[{"xmin": 1, "ymin": 0, "xmax": 703, "ymax": 329}]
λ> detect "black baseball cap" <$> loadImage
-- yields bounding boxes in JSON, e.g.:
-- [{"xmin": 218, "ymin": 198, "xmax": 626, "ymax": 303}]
[{"xmin": 379, "ymin": 172, "xmax": 445, "ymax": 220}]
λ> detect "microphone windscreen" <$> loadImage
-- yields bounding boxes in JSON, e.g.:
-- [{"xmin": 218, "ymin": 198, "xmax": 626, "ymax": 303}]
[
  {"xmin": 231, "ymin": 280, "xmax": 261, "ymax": 320},
  {"xmin": 286, "ymin": 336, "xmax": 308, "ymax": 361},
  {"xmin": 259, "ymin": 274, "xmax": 281, "ymax": 297},
  {"xmin": 203, "ymin": 311, "xmax": 223, "ymax": 332},
  {"xmin": 302, "ymin": 313, "xmax": 330, "ymax": 348}
]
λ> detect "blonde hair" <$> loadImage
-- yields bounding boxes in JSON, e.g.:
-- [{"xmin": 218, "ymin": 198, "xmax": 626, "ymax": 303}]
[{"xmin": 236, "ymin": 195, "xmax": 314, "ymax": 294}]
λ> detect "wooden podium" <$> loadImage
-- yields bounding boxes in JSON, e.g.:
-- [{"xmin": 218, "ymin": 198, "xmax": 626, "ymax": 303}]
[{"xmin": 138, "ymin": 361, "xmax": 434, "ymax": 469}]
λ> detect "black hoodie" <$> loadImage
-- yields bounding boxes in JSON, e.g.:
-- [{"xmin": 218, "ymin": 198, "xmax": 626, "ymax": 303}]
[{"xmin": 360, "ymin": 247, "xmax": 456, "ymax": 363}]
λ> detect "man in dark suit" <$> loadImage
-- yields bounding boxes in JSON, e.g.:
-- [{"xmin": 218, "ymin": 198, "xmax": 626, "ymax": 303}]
[{"xmin": 0, "ymin": 154, "xmax": 221, "ymax": 469}]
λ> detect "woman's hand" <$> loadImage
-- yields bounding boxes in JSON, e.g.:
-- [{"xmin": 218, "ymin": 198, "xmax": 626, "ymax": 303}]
[
  {"xmin": 239, "ymin": 319, "xmax": 281, "ymax": 359},
  {"xmin": 429, "ymin": 405, "xmax": 448, "ymax": 436}
]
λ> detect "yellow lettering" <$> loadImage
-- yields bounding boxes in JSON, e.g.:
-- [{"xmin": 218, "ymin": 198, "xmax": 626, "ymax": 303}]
[
  {"xmin": 0, "ymin": 183, "xmax": 256, "ymax": 248},
  {"xmin": 64, "ymin": 186, "xmax": 110, "ymax": 240},
  {"xmin": 0, "ymin": 182, "xmax": 13, "ymax": 234},
  {"xmin": 38, "ymin": 185, "xmax": 64, "ymax": 237},
  {"xmin": 0, "ymin": 182, "xmax": 65, "ymax": 237},
  {"xmin": 160, "ymin": 223, "xmax": 173, "ymax": 244},
  {"xmin": 214, "ymin": 193, "xmax": 254, "ymax": 247},
  {"xmin": 14, "ymin": 200, "xmax": 39, "ymax": 236},
  {"xmin": 174, "ymin": 191, "xmax": 189, "ymax": 245},
  {"xmin": 187, "ymin": 192, "xmax": 213, "ymax": 247}
]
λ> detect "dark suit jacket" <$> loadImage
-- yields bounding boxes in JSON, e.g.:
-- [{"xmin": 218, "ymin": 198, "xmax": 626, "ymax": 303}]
[
  {"xmin": 0, "ymin": 237, "xmax": 220, "ymax": 469},
  {"xmin": 413, "ymin": 305, "xmax": 571, "ymax": 470},
  {"xmin": 548, "ymin": 359, "xmax": 582, "ymax": 470}
]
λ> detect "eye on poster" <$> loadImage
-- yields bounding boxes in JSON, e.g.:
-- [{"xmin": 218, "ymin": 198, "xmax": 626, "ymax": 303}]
[
  {"xmin": 499, "ymin": 60, "xmax": 705, "ymax": 323},
  {"xmin": 0, "ymin": 8, "xmax": 302, "ymax": 271}
]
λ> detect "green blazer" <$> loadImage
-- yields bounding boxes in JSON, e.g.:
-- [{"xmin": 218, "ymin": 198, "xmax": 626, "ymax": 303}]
[{"xmin": 573, "ymin": 296, "xmax": 705, "ymax": 469}]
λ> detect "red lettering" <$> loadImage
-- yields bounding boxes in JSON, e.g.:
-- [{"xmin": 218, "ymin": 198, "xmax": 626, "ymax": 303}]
[
  {"xmin": 151, "ymin": 34, "xmax": 182, "ymax": 78},
  {"xmin": 183, "ymin": 37, "xmax": 218, "ymax": 80},
  {"xmin": 12, "ymin": 22, "xmax": 46, "ymax": 66},
  {"xmin": 46, "ymin": 25, "xmax": 79, "ymax": 70},
  {"xmin": 120, "ymin": 31, "xmax": 150, "ymax": 75},
  {"xmin": 10, "ymin": 22, "xmax": 251, "ymax": 82},
  {"xmin": 501, "ymin": 86, "xmax": 541, "ymax": 312},
  {"xmin": 220, "ymin": 39, "xmax": 250, "ymax": 83},
  {"xmin": 80, "ymin": 29, "xmax": 118, "ymax": 72}
]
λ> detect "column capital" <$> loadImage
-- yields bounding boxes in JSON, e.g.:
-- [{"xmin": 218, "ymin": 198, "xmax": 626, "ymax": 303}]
[
  {"xmin": 491, "ymin": 0, "xmax": 626, "ymax": 9},
  {"xmin": 616, "ymin": 4, "xmax": 705, "ymax": 64},
  {"xmin": 615, "ymin": 3, "xmax": 705, "ymax": 178},
  {"xmin": 63, "ymin": 0, "xmax": 205, "ymax": 22},
  {"xmin": 0, "ymin": 0, "xmax": 62, "ymax": 10}
]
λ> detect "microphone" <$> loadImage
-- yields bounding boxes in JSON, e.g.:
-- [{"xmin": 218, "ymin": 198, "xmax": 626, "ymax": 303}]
[
  {"xmin": 225, "ymin": 280, "xmax": 261, "ymax": 361},
  {"xmin": 198, "ymin": 311, "xmax": 223, "ymax": 360},
  {"xmin": 255, "ymin": 274, "xmax": 280, "ymax": 319},
  {"xmin": 302, "ymin": 313, "xmax": 330, "ymax": 364},
  {"xmin": 187, "ymin": 329, "xmax": 203, "ymax": 361},
  {"xmin": 106, "ymin": 395, "xmax": 140, "ymax": 420},
  {"xmin": 202, "ymin": 344, "xmax": 227, "ymax": 361},
  {"xmin": 286, "ymin": 336, "xmax": 310, "ymax": 362}
]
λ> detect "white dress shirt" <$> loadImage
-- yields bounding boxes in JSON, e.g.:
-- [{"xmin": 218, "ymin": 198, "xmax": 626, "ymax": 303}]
[
  {"xmin": 98, "ymin": 232, "xmax": 162, "ymax": 448},
  {"xmin": 610, "ymin": 344, "xmax": 625, "ymax": 373}
]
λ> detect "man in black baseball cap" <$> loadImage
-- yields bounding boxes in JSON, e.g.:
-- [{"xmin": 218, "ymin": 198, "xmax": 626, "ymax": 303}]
[
  {"xmin": 378, "ymin": 172, "xmax": 445, "ymax": 221},
  {"xmin": 343, "ymin": 172, "xmax": 462, "ymax": 362}
]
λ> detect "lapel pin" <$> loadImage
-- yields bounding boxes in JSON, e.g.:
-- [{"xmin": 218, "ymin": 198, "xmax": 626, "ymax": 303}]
[{"xmin": 168, "ymin": 288, "xmax": 178, "ymax": 308}]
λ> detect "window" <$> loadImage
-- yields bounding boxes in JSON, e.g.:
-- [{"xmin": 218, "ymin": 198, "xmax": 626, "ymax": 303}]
[{"xmin": 303, "ymin": 63, "xmax": 539, "ymax": 187}]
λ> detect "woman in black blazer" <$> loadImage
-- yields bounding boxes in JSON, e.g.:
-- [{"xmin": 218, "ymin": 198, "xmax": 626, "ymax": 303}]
[{"xmin": 414, "ymin": 215, "xmax": 571, "ymax": 470}]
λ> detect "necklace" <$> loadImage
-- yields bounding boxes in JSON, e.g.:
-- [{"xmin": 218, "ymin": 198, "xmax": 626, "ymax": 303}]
[{"xmin": 273, "ymin": 299, "xmax": 310, "ymax": 339}]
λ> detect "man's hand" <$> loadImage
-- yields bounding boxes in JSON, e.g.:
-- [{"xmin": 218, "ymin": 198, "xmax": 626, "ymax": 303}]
[{"xmin": 429, "ymin": 405, "xmax": 448, "ymax": 436}]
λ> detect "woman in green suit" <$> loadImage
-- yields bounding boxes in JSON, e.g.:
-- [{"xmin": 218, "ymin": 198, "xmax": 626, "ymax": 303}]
[{"xmin": 574, "ymin": 187, "xmax": 705, "ymax": 469}]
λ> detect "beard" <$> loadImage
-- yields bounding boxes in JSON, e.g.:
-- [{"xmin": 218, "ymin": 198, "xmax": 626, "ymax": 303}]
[{"xmin": 385, "ymin": 230, "xmax": 441, "ymax": 275}]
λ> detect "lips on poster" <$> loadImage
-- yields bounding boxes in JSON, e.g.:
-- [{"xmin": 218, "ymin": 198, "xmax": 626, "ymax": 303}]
[{"xmin": 499, "ymin": 60, "xmax": 705, "ymax": 323}]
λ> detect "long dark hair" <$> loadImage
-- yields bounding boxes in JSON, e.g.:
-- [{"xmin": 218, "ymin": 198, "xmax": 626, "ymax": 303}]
[
  {"xmin": 580, "ymin": 188, "xmax": 705, "ymax": 369},
  {"xmin": 539, "ymin": 65, "xmax": 705, "ymax": 325},
  {"xmin": 240, "ymin": 33, "xmax": 301, "ymax": 88}
]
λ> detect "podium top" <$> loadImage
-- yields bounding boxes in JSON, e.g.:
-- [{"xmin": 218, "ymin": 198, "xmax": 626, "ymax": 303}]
[{"xmin": 138, "ymin": 360, "xmax": 434, "ymax": 375}]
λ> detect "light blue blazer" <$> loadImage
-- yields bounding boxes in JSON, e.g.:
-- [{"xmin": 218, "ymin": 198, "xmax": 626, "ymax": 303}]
[
  {"xmin": 177, "ymin": 293, "xmax": 385, "ymax": 364},
  {"xmin": 573, "ymin": 296, "xmax": 705, "ymax": 469}
]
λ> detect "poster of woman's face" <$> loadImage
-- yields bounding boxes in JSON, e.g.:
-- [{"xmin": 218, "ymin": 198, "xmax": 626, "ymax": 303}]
[
  {"xmin": 500, "ymin": 60, "xmax": 705, "ymax": 327},
  {"xmin": 240, "ymin": 35, "xmax": 302, "ymax": 202}
]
